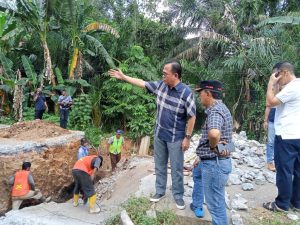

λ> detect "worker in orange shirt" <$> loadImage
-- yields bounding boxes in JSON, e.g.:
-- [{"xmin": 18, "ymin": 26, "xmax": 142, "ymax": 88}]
[
  {"xmin": 8, "ymin": 162, "xmax": 45, "ymax": 210},
  {"xmin": 72, "ymin": 155, "xmax": 103, "ymax": 214}
]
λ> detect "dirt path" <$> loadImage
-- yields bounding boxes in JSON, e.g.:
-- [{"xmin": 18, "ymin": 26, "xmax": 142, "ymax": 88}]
[{"xmin": 102, "ymin": 157, "xmax": 154, "ymax": 206}]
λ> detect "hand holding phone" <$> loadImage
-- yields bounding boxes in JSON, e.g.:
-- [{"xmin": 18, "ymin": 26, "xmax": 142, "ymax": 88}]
[{"xmin": 217, "ymin": 142, "xmax": 235, "ymax": 154}]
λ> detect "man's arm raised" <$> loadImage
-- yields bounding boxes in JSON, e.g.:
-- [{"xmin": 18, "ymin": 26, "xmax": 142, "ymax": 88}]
[{"xmin": 108, "ymin": 69, "xmax": 146, "ymax": 89}]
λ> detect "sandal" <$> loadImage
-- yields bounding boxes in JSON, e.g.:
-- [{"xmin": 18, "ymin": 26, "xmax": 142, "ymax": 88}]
[{"xmin": 263, "ymin": 202, "xmax": 286, "ymax": 212}]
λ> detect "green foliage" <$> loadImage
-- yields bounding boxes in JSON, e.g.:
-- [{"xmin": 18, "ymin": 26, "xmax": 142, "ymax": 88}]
[
  {"xmin": 0, "ymin": 116, "xmax": 15, "ymax": 125},
  {"xmin": 101, "ymin": 45, "xmax": 157, "ymax": 140},
  {"xmin": 84, "ymin": 126, "xmax": 104, "ymax": 147},
  {"xmin": 69, "ymin": 94, "xmax": 92, "ymax": 130},
  {"xmin": 121, "ymin": 197, "xmax": 176, "ymax": 225},
  {"xmin": 22, "ymin": 107, "xmax": 60, "ymax": 124},
  {"xmin": 21, "ymin": 55, "xmax": 38, "ymax": 89}
]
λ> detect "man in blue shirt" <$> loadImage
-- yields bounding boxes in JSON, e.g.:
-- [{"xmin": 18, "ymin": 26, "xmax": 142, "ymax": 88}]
[
  {"xmin": 58, "ymin": 89, "xmax": 72, "ymax": 129},
  {"xmin": 77, "ymin": 138, "xmax": 90, "ymax": 160},
  {"xmin": 32, "ymin": 88, "xmax": 48, "ymax": 120},
  {"xmin": 109, "ymin": 59, "xmax": 196, "ymax": 209}
]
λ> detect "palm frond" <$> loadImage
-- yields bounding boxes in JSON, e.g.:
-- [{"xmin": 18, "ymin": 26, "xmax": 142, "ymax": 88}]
[
  {"xmin": 85, "ymin": 35, "xmax": 116, "ymax": 68},
  {"xmin": 200, "ymin": 31, "xmax": 231, "ymax": 42},
  {"xmin": 176, "ymin": 45, "xmax": 201, "ymax": 60},
  {"xmin": 257, "ymin": 16, "xmax": 300, "ymax": 27},
  {"xmin": 222, "ymin": 4, "xmax": 240, "ymax": 39},
  {"xmin": 21, "ymin": 55, "xmax": 38, "ymax": 87},
  {"xmin": 83, "ymin": 22, "xmax": 120, "ymax": 38},
  {"xmin": 0, "ymin": 53, "xmax": 13, "ymax": 78}
]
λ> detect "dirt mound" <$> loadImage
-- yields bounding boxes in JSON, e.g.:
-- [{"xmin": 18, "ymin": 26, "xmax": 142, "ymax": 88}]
[{"xmin": 0, "ymin": 121, "xmax": 70, "ymax": 140}]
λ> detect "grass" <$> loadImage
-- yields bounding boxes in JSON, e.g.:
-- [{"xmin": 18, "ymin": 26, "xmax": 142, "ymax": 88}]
[
  {"xmin": 245, "ymin": 210, "xmax": 300, "ymax": 225},
  {"xmin": 105, "ymin": 197, "xmax": 177, "ymax": 225}
]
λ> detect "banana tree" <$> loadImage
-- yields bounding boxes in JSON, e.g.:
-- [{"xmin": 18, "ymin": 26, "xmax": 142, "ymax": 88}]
[
  {"xmin": 11, "ymin": 0, "xmax": 57, "ymax": 86},
  {"xmin": 64, "ymin": 1, "xmax": 119, "ymax": 79}
]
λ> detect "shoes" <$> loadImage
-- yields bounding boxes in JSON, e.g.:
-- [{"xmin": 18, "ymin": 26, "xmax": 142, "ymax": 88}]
[
  {"xmin": 267, "ymin": 163, "xmax": 276, "ymax": 172},
  {"xmin": 263, "ymin": 201, "xmax": 288, "ymax": 212},
  {"xmin": 175, "ymin": 199, "xmax": 185, "ymax": 210},
  {"xmin": 73, "ymin": 194, "xmax": 79, "ymax": 207},
  {"xmin": 290, "ymin": 204, "xmax": 300, "ymax": 212},
  {"xmin": 89, "ymin": 194, "xmax": 100, "ymax": 214},
  {"xmin": 150, "ymin": 193, "xmax": 165, "ymax": 202},
  {"xmin": 190, "ymin": 203, "xmax": 204, "ymax": 218}
]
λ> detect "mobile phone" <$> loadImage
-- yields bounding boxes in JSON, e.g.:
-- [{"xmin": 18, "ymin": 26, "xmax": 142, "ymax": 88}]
[
  {"xmin": 275, "ymin": 71, "xmax": 280, "ymax": 78},
  {"xmin": 217, "ymin": 142, "xmax": 235, "ymax": 153}
]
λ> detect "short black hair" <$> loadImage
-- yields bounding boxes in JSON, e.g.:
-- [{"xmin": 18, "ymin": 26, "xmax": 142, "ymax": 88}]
[
  {"xmin": 273, "ymin": 61, "xmax": 295, "ymax": 75},
  {"xmin": 22, "ymin": 162, "xmax": 31, "ymax": 170},
  {"xmin": 164, "ymin": 59, "xmax": 182, "ymax": 79},
  {"xmin": 81, "ymin": 138, "xmax": 88, "ymax": 145},
  {"xmin": 204, "ymin": 90, "xmax": 223, "ymax": 100}
]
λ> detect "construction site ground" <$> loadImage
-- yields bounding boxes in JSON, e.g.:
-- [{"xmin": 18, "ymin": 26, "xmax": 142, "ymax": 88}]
[{"xmin": 2, "ymin": 156, "xmax": 297, "ymax": 225}]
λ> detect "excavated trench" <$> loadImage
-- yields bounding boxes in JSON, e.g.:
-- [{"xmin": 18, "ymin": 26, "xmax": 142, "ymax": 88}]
[{"xmin": 0, "ymin": 121, "xmax": 111, "ymax": 213}]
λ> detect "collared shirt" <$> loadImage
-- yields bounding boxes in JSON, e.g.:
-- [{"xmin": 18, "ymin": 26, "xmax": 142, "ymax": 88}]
[
  {"xmin": 77, "ymin": 146, "xmax": 89, "ymax": 160},
  {"xmin": 275, "ymin": 78, "xmax": 300, "ymax": 139},
  {"xmin": 58, "ymin": 95, "xmax": 72, "ymax": 109},
  {"xmin": 145, "ymin": 80, "xmax": 196, "ymax": 142},
  {"xmin": 197, "ymin": 100, "xmax": 233, "ymax": 158}
]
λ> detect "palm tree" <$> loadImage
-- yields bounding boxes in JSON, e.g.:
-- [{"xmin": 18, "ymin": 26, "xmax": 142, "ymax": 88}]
[{"xmin": 61, "ymin": 0, "xmax": 119, "ymax": 79}]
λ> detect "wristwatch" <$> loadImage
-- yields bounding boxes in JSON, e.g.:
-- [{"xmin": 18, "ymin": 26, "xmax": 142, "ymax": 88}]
[{"xmin": 185, "ymin": 134, "xmax": 192, "ymax": 140}]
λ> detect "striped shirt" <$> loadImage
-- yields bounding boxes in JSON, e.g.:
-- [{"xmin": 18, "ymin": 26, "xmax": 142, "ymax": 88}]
[
  {"xmin": 196, "ymin": 100, "xmax": 233, "ymax": 158},
  {"xmin": 145, "ymin": 80, "xmax": 196, "ymax": 142}
]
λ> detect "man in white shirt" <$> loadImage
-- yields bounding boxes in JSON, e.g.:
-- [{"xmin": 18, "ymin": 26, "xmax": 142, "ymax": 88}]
[{"xmin": 263, "ymin": 62, "xmax": 300, "ymax": 212}]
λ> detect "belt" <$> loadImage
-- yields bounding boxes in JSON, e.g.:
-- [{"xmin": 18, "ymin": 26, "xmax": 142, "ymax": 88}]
[{"xmin": 201, "ymin": 157, "xmax": 230, "ymax": 161}]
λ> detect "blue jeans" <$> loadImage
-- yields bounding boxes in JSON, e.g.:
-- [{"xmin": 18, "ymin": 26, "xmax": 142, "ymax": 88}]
[
  {"xmin": 274, "ymin": 135, "xmax": 300, "ymax": 210},
  {"xmin": 202, "ymin": 158, "xmax": 232, "ymax": 225},
  {"xmin": 154, "ymin": 137, "xmax": 184, "ymax": 200},
  {"xmin": 266, "ymin": 122, "xmax": 275, "ymax": 163},
  {"xmin": 192, "ymin": 162, "xmax": 204, "ymax": 208}
]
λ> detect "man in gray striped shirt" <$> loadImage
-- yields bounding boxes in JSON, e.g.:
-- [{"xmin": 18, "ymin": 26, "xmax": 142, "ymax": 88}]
[{"xmin": 109, "ymin": 59, "xmax": 196, "ymax": 209}]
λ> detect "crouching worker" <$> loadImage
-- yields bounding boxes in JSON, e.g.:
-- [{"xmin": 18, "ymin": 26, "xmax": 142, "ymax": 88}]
[
  {"xmin": 9, "ymin": 162, "xmax": 44, "ymax": 210},
  {"xmin": 72, "ymin": 155, "xmax": 103, "ymax": 214}
]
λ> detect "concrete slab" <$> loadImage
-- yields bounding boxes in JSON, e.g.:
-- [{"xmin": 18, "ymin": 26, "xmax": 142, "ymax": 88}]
[
  {"xmin": 136, "ymin": 173, "xmax": 212, "ymax": 225},
  {"xmin": 1, "ymin": 201, "xmax": 112, "ymax": 225}
]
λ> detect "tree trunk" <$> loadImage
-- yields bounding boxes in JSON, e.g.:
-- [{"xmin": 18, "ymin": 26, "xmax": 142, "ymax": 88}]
[{"xmin": 42, "ymin": 40, "xmax": 56, "ymax": 86}]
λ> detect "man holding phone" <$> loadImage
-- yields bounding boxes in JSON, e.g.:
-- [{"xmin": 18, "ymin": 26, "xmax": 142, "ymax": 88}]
[
  {"xmin": 193, "ymin": 80, "xmax": 233, "ymax": 225},
  {"xmin": 263, "ymin": 62, "xmax": 300, "ymax": 212}
]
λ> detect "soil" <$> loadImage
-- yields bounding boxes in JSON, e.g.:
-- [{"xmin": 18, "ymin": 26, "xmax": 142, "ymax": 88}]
[{"xmin": 0, "ymin": 121, "xmax": 70, "ymax": 140}]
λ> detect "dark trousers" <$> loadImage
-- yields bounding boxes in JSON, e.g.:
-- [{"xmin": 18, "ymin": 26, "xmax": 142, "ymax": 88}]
[
  {"xmin": 35, "ymin": 109, "xmax": 45, "ymax": 120},
  {"xmin": 60, "ymin": 108, "xmax": 69, "ymax": 129},
  {"xmin": 110, "ymin": 153, "xmax": 121, "ymax": 171},
  {"xmin": 274, "ymin": 135, "xmax": 300, "ymax": 210},
  {"xmin": 72, "ymin": 169, "xmax": 95, "ymax": 198}
]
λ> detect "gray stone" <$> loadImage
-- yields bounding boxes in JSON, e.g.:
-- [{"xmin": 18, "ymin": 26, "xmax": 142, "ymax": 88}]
[
  {"xmin": 231, "ymin": 194, "xmax": 248, "ymax": 210},
  {"xmin": 146, "ymin": 209, "xmax": 157, "ymax": 218},
  {"xmin": 121, "ymin": 210, "xmax": 134, "ymax": 225},
  {"xmin": 231, "ymin": 213, "xmax": 244, "ymax": 225},
  {"xmin": 287, "ymin": 213, "xmax": 299, "ymax": 221},
  {"xmin": 232, "ymin": 152, "xmax": 241, "ymax": 159},
  {"xmin": 187, "ymin": 181, "xmax": 194, "ymax": 188},
  {"xmin": 255, "ymin": 173, "xmax": 267, "ymax": 185},
  {"xmin": 225, "ymin": 191, "xmax": 231, "ymax": 209},
  {"xmin": 241, "ymin": 183, "xmax": 254, "ymax": 191},
  {"xmin": 228, "ymin": 174, "xmax": 242, "ymax": 185}
]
